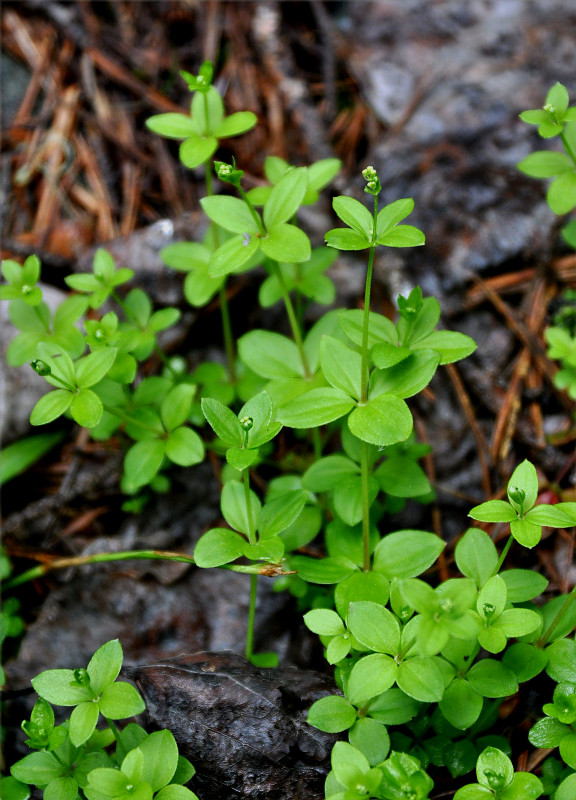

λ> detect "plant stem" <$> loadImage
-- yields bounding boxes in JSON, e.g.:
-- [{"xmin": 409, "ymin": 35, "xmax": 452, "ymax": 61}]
[
  {"xmin": 2, "ymin": 549, "xmax": 288, "ymax": 591},
  {"xmin": 561, "ymin": 131, "xmax": 576, "ymax": 166},
  {"xmin": 104, "ymin": 717, "xmax": 121, "ymax": 743},
  {"xmin": 242, "ymin": 467, "xmax": 259, "ymax": 661},
  {"xmin": 361, "ymin": 440, "xmax": 372, "ymax": 571},
  {"xmin": 245, "ymin": 574, "xmax": 258, "ymax": 662},
  {"xmin": 237, "ymin": 186, "xmax": 266, "ymax": 236},
  {"xmin": 206, "ymin": 162, "xmax": 236, "ymax": 382},
  {"xmin": 46, "ymin": 374, "xmax": 76, "ymax": 393},
  {"xmin": 494, "ymin": 534, "xmax": 514, "ymax": 574},
  {"xmin": 538, "ymin": 585, "xmax": 576, "ymax": 647},
  {"xmin": 271, "ymin": 262, "xmax": 311, "ymax": 378},
  {"xmin": 360, "ymin": 194, "xmax": 378, "ymax": 402},
  {"xmin": 359, "ymin": 194, "xmax": 379, "ymax": 570}
]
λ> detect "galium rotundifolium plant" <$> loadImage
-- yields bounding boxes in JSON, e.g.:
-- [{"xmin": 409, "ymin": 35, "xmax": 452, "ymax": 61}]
[{"xmin": 4, "ymin": 640, "xmax": 199, "ymax": 800}]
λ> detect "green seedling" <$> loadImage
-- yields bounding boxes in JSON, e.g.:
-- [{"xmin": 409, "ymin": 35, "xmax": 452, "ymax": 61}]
[{"xmin": 7, "ymin": 641, "xmax": 198, "ymax": 800}]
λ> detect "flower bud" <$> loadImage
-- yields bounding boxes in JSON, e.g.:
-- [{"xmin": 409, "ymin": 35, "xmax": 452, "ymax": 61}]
[
  {"xmin": 30, "ymin": 359, "xmax": 51, "ymax": 376},
  {"xmin": 240, "ymin": 416, "xmax": 254, "ymax": 432}
]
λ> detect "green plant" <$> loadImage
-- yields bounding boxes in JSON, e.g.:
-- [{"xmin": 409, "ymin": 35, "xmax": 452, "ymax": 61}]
[
  {"xmin": 4, "ymin": 640, "xmax": 198, "ymax": 800},
  {"xmin": 3, "ymin": 67, "xmax": 576, "ymax": 800}
]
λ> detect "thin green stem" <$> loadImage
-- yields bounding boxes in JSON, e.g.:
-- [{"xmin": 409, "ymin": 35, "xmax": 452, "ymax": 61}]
[
  {"xmin": 271, "ymin": 262, "xmax": 311, "ymax": 378},
  {"xmin": 361, "ymin": 440, "xmax": 371, "ymax": 571},
  {"xmin": 237, "ymin": 186, "xmax": 266, "ymax": 236},
  {"xmin": 153, "ymin": 343, "xmax": 179, "ymax": 380},
  {"xmin": 245, "ymin": 574, "xmax": 258, "ymax": 661},
  {"xmin": 538, "ymin": 585, "xmax": 576, "ymax": 647},
  {"xmin": 104, "ymin": 717, "xmax": 121, "ymax": 743},
  {"xmin": 2, "ymin": 548, "xmax": 286, "ymax": 592},
  {"xmin": 561, "ymin": 131, "xmax": 576, "ymax": 166},
  {"xmin": 312, "ymin": 426, "xmax": 323, "ymax": 461},
  {"xmin": 46, "ymin": 374, "xmax": 76, "ymax": 393},
  {"xmin": 206, "ymin": 162, "xmax": 236, "ymax": 381},
  {"xmin": 242, "ymin": 467, "xmax": 259, "ymax": 661},
  {"xmin": 494, "ymin": 534, "xmax": 514, "ymax": 574},
  {"xmin": 360, "ymin": 194, "xmax": 379, "ymax": 403}
]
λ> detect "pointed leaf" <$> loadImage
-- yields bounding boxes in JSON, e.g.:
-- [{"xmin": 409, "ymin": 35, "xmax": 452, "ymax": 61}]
[{"xmin": 348, "ymin": 394, "xmax": 413, "ymax": 447}]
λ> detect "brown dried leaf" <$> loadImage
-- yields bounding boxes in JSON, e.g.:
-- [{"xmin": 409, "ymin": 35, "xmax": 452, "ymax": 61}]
[{"xmin": 124, "ymin": 651, "xmax": 341, "ymax": 799}]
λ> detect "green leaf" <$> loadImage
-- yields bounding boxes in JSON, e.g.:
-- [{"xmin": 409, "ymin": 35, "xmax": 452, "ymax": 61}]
[
  {"xmin": 348, "ymin": 394, "xmax": 413, "ymax": 447},
  {"xmin": 439, "ymin": 678, "xmax": 483, "ymax": 729},
  {"xmin": 396, "ymin": 657, "xmax": 445, "ymax": 702},
  {"xmin": 508, "ymin": 460, "xmax": 538, "ymax": 510},
  {"xmin": 200, "ymin": 196, "xmax": 261, "ymax": 234},
  {"xmin": 239, "ymin": 390, "xmax": 282, "ymax": 448},
  {"xmin": 304, "ymin": 608, "xmax": 346, "ymax": 636},
  {"xmin": 30, "ymin": 390, "xmax": 72, "ymax": 426},
  {"xmin": 455, "ymin": 528, "xmax": 498, "ymax": 587},
  {"xmin": 546, "ymin": 639, "xmax": 576, "ymax": 683},
  {"xmin": 32, "ymin": 669, "xmax": 93, "ymax": 706},
  {"xmin": 264, "ymin": 167, "xmax": 308, "ymax": 228},
  {"xmin": 333, "ymin": 476, "xmax": 379, "ymax": 526},
  {"xmin": 139, "ymin": 730, "xmax": 178, "ymax": 791},
  {"xmin": 87, "ymin": 767, "xmax": 130, "ymax": 796},
  {"xmin": 469, "ymin": 500, "xmax": 517, "ymax": 523},
  {"xmin": 277, "ymin": 388, "xmax": 355, "ymax": 428},
  {"xmin": 165, "ymin": 427, "xmax": 204, "ymax": 466},
  {"xmin": 320, "ymin": 336, "xmax": 362, "ymax": 399},
  {"xmin": 99, "ymin": 681, "xmax": 145, "ymax": 719},
  {"xmin": 556, "ymin": 773, "xmax": 576, "ymax": 800},
  {"xmin": 124, "ymin": 440, "xmax": 165, "ymax": 489},
  {"xmin": 496, "ymin": 608, "xmax": 541, "ymax": 638},
  {"xmin": 510, "ymin": 519, "xmax": 542, "ymax": 548},
  {"xmin": 11, "ymin": 752, "xmax": 64, "ymax": 785},
  {"xmin": 332, "ymin": 196, "xmax": 374, "ymax": 238},
  {"xmin": 370, "ymin": 351, "xmax": 440, "ymax": 398},
  {"xmin": 349, "ymin": 718, "xmax": 390, "ymax": 766},
  {"xmin": 258, "ymin": 490, "xmax": 307, "ymax": 538},
  {"xmin": 202, "ymin": 398, "xmax": 243, "ymax": 446},
  {"xmin": 213, "ymin": 111, "xmax": 257, "ymax": 138},
  {"xmin": 43, "ymin": 777, "xmax": 78, "ymax": 800},
  {"xmin": 155, "ymin": 786, "xmax": 199, "ymax": 800},
  {"xmin": 373, "ymin": 530, "xmax": 444, "ymax": 578},
  {"xmin": 347, "ymin": 654, "xmax": 397, "ymax": 706},
  {"xmin": 378, "ymin": 225, "xmax": 425, "ymax": 247},
  {"xmin": 376, "ymin": 457, "xmax": 430, "ymax": 498},
  {"xmin": 179, "ymin": 135, "xmax": 218, "ymax": 168},
  {"xmin": 221, "ymin": 480, "xmax": 260, "ymax": 535},
  {"xmin": 194, "ymin": 528, "xmax": 245, "ymax": 567},
  {"xmin": 413, "ymin": 330, "xmax": 477, "ymax": 364},
  {"xmin": 517, "ymin": 151, "xmax": 574, "ymax": 177},
  {"xmin": 303, "ymin": 455, "xmax": 359, "ymax": 492},
  {"xmin": 339, "ymin": 309, "xmax": 397, "ymax": 348},
  {"xmin": 261, "ymin": 223, "xmax": 311, "ymax": 263},
  {"xmin": 146, "ymin": 113, "xmax": 197, "ymax": 139},
  {"xmin": 549, "ymin": 170, "xmax": 576, "ymax": 213},
  {"xmin": 347, "ymin": 601, "xmax": 400, "ymax": 655},
  {"xmin": 501, "ymin": 569, "xmax": 547, "ymax": 602},
  {"xmin": 225, "ymin": 447, "xmax": 258, "ymax": 471},
  {"xmin": 335, "ymin": 572, "xmax": 390, "ymax": 618},
  {"xmin": 70, "ymin": 389, "xmax": 103, "ymax": 428},
  {"xmin": 376, "ymin": 198, "xmax": 415, "ymax": 237},
  {"xmin": 529, "ymin": 717, "xmax": 569, "ymax": 748},
  {"xmin": 69, "ymin": 702, "xmax": 99, "ymax": 746},
  {"xmin": 524, "ymin": 504, "xmax": 575, "ymax": 527},
  {"xmin": 467, "ymin": 660, "xmax": 518, "ymax": 698},
  {"xmin": 0, "ymin": 432, "xmax": 64, "ymax": 485},
  {"xmin": 149, "ymin": 308, "xmax": 180, "ymax": 333},
  {"xmin": 208, "ymin": 234, "xmax": 260, "ymax": 277},
  {"xmin": 325, "ymin": 228, "xmax": 371, "ymax": 250},
  {"xmin": 238, "ymin": 330, "xmax": 302, "ymax": 379},
  {"xmin": 87, "ymin": 639, "xmax": 122, "ymax": 695},
  {"xmin": 161, "ymin": 384, "xmax": 195, "ymax": 432},
  {"xmin": 307, "ymin": 696, "xmax": 357, "ymax": 733},
  {"xmin": 289, "ymin": 555, "xmax": 355, "ymax": 584},
  {"xmin": 308, "ymin": 158, "xmax": 341, "ymax": 191},
  {"xmin": 502, "ymin": 643, "xmax": 547, "ymax": 682}
]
